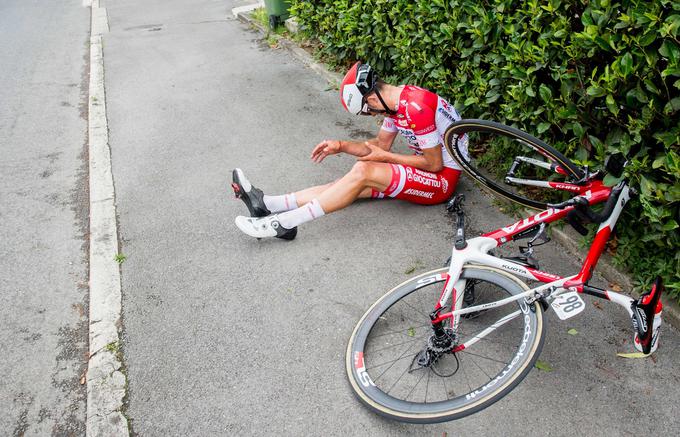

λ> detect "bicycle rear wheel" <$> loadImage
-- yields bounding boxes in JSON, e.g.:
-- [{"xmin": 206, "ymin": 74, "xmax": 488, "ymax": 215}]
[
  {"xmin": 346, "ymin": 266, "xmax": 545, "ymax": 423},
  {"xmin": 443, "ymin": 119, "xmax": 584, "ymax": 209}
]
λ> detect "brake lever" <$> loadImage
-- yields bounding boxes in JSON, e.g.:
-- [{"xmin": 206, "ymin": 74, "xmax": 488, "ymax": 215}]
[{"xmin": 548, "ymin": 196, "xmax": 589, "ymax": 210}]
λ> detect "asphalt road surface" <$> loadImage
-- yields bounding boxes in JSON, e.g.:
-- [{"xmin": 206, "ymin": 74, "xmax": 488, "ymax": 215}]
[
  {"xmin": 103, "ymin": 1, "xmax": 680, "ymax": 435},
  {"xmin": 0, "ymin": 0, "xmax": 90, "ymax": 434},
  {"xmin": 4, "ymin": 0, "xmax": 675, "ymax": 435}
]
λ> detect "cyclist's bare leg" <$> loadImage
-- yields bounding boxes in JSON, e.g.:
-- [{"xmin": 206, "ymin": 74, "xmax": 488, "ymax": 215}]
[
  {"xmin": 294, "ymin": 180, "xmax": 373, "ymax": 206},
  {"xmin": 234, "ymin": 162, "xmax": 392, "ymax": 237},
  {"xmin": 313, "ymin": 161, "xmax": 391, "ymax": 213}
]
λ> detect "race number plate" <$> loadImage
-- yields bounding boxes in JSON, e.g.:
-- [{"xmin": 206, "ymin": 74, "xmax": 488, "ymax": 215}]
[{"xmin": 551, "ymin": 291, "xmax": 586, "ymax": 320}]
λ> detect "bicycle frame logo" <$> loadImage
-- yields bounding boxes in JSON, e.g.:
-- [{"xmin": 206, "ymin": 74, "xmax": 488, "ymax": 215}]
[
  {"xmin": 466, "ymin": 312, "xmax": 532, "ymax": 400},
  {"xmin": 501, "ymin": 208, "xmax": 559, "ymax": 234},
  {"xmin": 354, "ymin": 352, "xmax": 376, "ymax": 388}
]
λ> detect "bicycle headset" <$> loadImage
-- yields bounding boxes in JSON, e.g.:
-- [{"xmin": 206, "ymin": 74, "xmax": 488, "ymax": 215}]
[{"xmin": 340, "ymin": 61, "xmax": 396, "ymax": 116}]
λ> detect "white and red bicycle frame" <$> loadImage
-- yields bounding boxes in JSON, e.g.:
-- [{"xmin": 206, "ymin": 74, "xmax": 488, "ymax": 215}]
[{"xmin": 431, "ymin": 178, "xmax": 640, "ymax": 350}]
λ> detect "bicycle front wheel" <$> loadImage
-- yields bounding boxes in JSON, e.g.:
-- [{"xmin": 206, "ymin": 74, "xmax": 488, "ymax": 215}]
[
  {"xmin": 443, "ymin": 119, "xmax": 584, "ymax": 209},
  {"xmin": 346, "ymin": 266, "xmax": 545, "ymax": 423}
]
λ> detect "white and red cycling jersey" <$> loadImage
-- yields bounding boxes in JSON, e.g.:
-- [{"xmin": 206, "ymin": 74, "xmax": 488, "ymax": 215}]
[
  {"xmin": 371, "ymin": 85, "xmax": 467, "ymax": 205},
  {"xmin": 381, "ymin": 85, "xmax": 468, "ymax": 171}
]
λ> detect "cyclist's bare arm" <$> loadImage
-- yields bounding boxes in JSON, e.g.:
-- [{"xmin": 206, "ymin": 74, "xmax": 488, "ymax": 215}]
[
  {"xmin": 358, "ymin": 144, "xmax": 444, "ymax": 173},
  {"xmin": 366, "ymin": 129, "xmax": 398, "ymax": 151},
  {"xmin": 311, "ymin": 129, "xmax": 397, "ymax": 163},
  {"xmin": 311, "ymin": 139, "xmax": 367, "ymax": 162}
]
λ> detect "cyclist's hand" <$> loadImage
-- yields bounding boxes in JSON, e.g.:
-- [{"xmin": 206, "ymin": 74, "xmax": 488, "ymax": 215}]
[
  {"xmin": 311, "ymin": 139, "xmax": 342, "ymax": 163},
  {"xmin": 357, "ymin": 143, "xmax": 388, "ymax": 162}
]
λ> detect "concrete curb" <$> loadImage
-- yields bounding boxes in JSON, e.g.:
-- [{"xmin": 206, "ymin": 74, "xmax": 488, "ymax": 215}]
[
  {"xmin": 86, "ymin": 3, "xmax": 130, "ymax": 436},
  {"xmin": 231, "ymin": 0, "xmax": 264, "ymax": 19},
  {"xmin": 234, "ymin": 7, "xmax": 680, "ymax": 333}
]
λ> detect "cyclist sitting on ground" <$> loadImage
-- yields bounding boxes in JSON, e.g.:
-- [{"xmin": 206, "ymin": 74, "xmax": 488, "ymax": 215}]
[{"xmin": 232, "ymin": 61, "xmax": 468, "ymax": 240}]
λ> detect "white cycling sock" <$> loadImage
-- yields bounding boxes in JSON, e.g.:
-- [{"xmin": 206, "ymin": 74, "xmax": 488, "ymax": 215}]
[
  {"xmin": 263, "ymin": 193, "xmax": 298, "ymax": 213},
  {"xmin": 277, "ymin": 198, "xmax": 325, "ymax": 229}
]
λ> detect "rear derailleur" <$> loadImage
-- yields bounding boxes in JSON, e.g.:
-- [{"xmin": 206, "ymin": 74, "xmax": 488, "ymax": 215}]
[{"xmin": 409, "ymin": 308, "xmax": 460, "ymax": 377}]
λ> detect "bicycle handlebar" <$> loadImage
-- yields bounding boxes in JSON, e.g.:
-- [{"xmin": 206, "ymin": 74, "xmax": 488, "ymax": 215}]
[{"xmin": 548, "ymin": 183, "xmax": 625, "ymax": 235}]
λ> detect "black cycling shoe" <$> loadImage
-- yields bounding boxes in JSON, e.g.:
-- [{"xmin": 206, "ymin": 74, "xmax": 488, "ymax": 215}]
[{"xmin": 231, "ymin": 168, "xmax": 271, "ymax": 218}]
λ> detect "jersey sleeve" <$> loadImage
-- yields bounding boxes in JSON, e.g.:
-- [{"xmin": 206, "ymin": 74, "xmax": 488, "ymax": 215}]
[
  {"xmin": 381, "ymin": 117, "xmax": 398, "ymax": 133},
  {"xmin": 409, "ymin": 103, "xmax": 440, "ymax": 149}
]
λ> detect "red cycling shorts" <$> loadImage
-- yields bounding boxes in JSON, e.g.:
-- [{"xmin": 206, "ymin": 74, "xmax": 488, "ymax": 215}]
[{"xmin": 371, "ymin": 164, "xmax": 461, "ymax": 205}]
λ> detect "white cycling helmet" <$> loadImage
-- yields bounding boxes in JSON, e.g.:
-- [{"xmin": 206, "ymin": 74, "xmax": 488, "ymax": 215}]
[{"xmin": 340, "ymin": 61, "xmax": 394, "ymax": 115}]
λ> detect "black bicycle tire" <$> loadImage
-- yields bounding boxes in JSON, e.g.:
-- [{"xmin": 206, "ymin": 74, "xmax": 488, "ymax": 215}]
[
  {"xmin": 345, "ymin": 265, "xmax": 546, "ymax": 423},
  {"xmin": 443, "ymin": 119, "xmax": 584, "ymax": 210}
]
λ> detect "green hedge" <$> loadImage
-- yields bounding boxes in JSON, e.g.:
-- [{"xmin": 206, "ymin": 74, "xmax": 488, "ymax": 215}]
[{"xmin": 291, "ymin": 0, "xmax": 680, "ymax": 297}]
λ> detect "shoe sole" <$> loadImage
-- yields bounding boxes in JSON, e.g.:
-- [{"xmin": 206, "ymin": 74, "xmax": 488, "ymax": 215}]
[
  {"xmin": 234, "ymin": 216, "xmax": 297, "ymax": 240},
  {"xmin": 231, "ymin": 169, "xmax": 269, "ymax": 218},
  {"xmin": 277, "ymin": 227, "xmax": 297, "ymax": 240}
]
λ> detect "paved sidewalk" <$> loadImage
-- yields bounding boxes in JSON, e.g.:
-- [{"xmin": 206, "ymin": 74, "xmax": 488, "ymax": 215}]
[{"xmin": 101, "ymin": 0, "xmax": 680, "ymax": 435}]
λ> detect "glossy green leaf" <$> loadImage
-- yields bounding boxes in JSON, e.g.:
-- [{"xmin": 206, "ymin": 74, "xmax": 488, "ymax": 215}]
[
  {"xmin": 587, "ymin": 86, "xmax": 607, "ymax": 97},
  {"xmin": 606, "ymin": 94, "xmax": 619, "ymax": 115},
  {"xmin": 659, "ymin": 40, "xmax": 680, "ymax": 63},
  {"xmin": 604, "ymin": 173, "xmax": 624, "ymax": 186},
  {"xmin": 620, "ymin": 52, "xmax": 633, "ymax": 78},
  {"xmin": 539, "ymin": 84, "xmax": 552, "ymax": 102},
  {"xmin": 662, "ymin": 220, "xmax": 679, "ymax": 231},
  {"xmin": 572, "ymin": 121, "xmax": 585, "ymax": 137},
  {"xmin": 652, "ymin": 156, "xmax": 666, "ymax": 169}
]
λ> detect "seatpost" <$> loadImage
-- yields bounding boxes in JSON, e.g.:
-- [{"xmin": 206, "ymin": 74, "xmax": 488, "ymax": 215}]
[{"xmin": 446, "ymin": 194, "xmax": 467, "ymax": 250}]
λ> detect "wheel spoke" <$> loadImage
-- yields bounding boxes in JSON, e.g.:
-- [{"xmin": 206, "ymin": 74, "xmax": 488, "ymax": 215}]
[
  {"xmin": 349, "ymin": 266, "xmax": 543, "ymax": 420},
  {"xmin": 459, "ymin": 349, "xmax": 514, "ymax": 365},
  {"xmin": 457, "ymin": 331, "xmax": 517, "ymax": 348},
  {"xmin": 463, "ymin": 351, "xmax": 493, "ymax": 380},
  {"xmin": 438, "ymin": 371, "xmax": 453, "ymax": 400},
  {"xmin": 386, "ymin": 359, "xmax": 415, "ymax": 396},
  {"xmin": 399, "ymin": 299, "xmax": 432, "ymax": 321},
  {"xmin": 458, "ymin": 354, "xmax": 474, "ymax": 394},
  {"xmin": 367, "ymin": 336, "xmax": 428, "ymax": 357},
  {"xmin": 369, "ymin": 322, "xmax": 431, "ymax": 340},
  {"xmin": 373, "ymin": 340, "xmax": 420, "ymax": 384},
  {"xmin": 425, "ymin": 367, "xmax": 431, "ymax": 403},
  {"xmin": 404, "ymin": 368, "xmax": 427, "ymax": 401}
]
